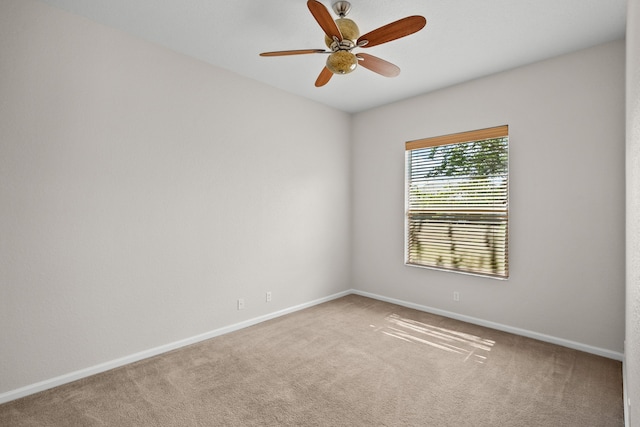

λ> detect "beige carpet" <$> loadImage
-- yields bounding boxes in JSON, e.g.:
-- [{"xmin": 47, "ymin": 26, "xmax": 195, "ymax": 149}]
[{"xmin": 0, "ymin": 295, "xmax": 623, "ymax": 426}]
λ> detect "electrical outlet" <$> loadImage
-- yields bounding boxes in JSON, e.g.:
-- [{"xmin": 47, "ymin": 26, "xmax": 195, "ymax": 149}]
[
  {"xmin": 453, "ymin": 291, "xmax": 460, "ymax": 302},
  {"xmin": 237, "ymin": 298, "xmax": 245, "ymax": 310},
  {"xmin": 266, "ymin": 291, "xmax": 272, "ymax": 302}
]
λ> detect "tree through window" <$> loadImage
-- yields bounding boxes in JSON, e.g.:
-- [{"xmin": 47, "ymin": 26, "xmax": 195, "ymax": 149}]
[{"xmin": 405, "ymin": 126, "xmax": 509, "ymax": 278}]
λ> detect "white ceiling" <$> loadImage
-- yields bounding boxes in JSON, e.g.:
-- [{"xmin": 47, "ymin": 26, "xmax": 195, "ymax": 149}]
[{"xmin": 37, "ymin": 0, "xmax": 627, "ymax": 113}]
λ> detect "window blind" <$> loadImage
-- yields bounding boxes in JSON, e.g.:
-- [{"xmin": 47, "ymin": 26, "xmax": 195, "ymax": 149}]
[{"xmin": 405, "ymin": 126, "xmax": 509, "ymax": 278}]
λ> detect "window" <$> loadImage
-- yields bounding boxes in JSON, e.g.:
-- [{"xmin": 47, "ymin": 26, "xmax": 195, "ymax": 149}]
[{"xmin": 405, "ymin": 126, "xmax": 509, "ymax": 279}]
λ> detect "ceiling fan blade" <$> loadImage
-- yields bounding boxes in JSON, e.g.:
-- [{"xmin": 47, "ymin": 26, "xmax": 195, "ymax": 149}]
[
  {"xmin": 356, "ymin": 53, "xmax": 400, "ymax": 77},
  {"xmin": 260, "ymin": 49, "xmax": 327, "ymax": 57},
  {"xmin": 315, "ymin": 66, "xmax": 333, "ymax": 87},
  {"xmin": 307, "ymin": 0, "xmax": 342, "ymax": 41},
  {"xmin": 357, "ymin": 16, "xmax": 426, "ymax": 48}
]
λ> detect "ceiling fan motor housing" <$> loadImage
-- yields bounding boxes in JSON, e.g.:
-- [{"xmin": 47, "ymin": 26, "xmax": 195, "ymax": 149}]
[{"xmin": 324, "ymin": 18, "xmax": 360, "ymax": 49}]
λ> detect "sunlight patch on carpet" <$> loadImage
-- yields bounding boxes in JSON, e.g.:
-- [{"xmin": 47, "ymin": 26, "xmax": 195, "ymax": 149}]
[{"xmin": 370, "ymin": 314, "xmax": 495, "ymax": 363}]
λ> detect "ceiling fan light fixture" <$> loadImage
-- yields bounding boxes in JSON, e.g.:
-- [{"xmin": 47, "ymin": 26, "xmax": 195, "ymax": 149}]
[{"xmin": 326, "ymin": 51, "xmax": 358, "ymax": 74}]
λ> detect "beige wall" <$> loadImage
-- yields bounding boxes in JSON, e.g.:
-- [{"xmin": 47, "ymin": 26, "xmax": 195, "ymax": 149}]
[
  {"xmin": 627, "ymin": 0, "xmax": 640, "ymax": 424},
  {"xmin": 351, "ymin": 40, "xmax": 626, "ymax": 356},
  {"xmin": 0, "ymin": 0, "xmax": 351, "ymax": 397}
]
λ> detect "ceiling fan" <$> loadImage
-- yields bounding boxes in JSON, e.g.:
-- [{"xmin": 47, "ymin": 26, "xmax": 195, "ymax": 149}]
[{"xmin": 259, "ymin": 0, "xmax": 427, "ymax": 87}]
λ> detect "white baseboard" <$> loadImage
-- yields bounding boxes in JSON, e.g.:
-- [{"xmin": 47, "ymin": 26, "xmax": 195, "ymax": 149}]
[
  {"xmin": 0, "ymin": 290, "xmax": 351, "ymax": 405},
  {"xmin": 623, "ymin": 341, "xmax": 629, "ymax": 427},
  {"xmin": 351, "ymin": 289, "xmax": 624, "ymax": 361},
  {"xmin": 0, "ymin": 288, "xmax": 623, "ymax": 405}
]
